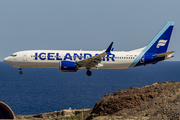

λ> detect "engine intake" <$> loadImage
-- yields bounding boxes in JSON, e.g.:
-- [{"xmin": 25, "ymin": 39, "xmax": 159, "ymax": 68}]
[{"xmin": 59, "ymin": 61, "xmax": 77, "ymax": 72}]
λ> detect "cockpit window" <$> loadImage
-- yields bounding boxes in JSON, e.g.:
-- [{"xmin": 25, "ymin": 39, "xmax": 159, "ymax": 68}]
[{"xmin": 10, "ymin": 54, "xmax": 17, "ymax": 57}]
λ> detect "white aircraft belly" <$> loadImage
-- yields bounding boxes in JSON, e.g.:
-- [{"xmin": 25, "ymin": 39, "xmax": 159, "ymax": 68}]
[
  {"xmin": 10, "ymin": 60, "xmax": 59, "ymax": 68},
  {"xmin": 101, "ymin": 60, "xmax": 134, "ymax": 69},
  {"xmin": 28, "ymin": 61, "xmax": 59, "ymax": 68}
]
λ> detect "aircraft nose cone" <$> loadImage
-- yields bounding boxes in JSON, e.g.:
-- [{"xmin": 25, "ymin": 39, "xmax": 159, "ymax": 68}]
[{"xmin": 3, "ymin": 57, "xmax": 9, "ymax": 63}]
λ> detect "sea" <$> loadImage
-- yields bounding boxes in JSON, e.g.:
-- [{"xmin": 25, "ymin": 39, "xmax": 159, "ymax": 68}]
[{"xmin": 0, "ymin": 61, "xmax": 180, "ymax": 115}]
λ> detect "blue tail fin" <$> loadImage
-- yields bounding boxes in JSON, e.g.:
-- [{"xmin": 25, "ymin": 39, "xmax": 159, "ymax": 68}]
[
  {"xmin": 129, "ymin": 22, "xmax": 174, "ymax": 68},
  {"xmin": 144, "ymin": 22, "xmax": 174, "ymax": 53}
]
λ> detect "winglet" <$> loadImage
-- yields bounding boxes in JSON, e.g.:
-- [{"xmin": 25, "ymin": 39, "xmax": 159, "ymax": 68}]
[{"xmin": 105, "ymin": 42, "xmax": 113, "ymax": 53}]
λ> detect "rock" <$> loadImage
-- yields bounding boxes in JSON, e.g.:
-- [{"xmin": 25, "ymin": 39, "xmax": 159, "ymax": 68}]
[
  {"xmin": 32, "ymin": 108, "xmax": 91, "ymax": 119},
  {"xmin": 85, "ymin": 81, "xmax": 180, "ymax": 120}
]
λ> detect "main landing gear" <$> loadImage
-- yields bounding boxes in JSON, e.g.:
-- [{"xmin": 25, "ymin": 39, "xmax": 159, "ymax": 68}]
[
  {"xmin": 86, "ymin": 69, "xmax": 92, "ymax": 76},
  {"xmin": 19, "ymin": 68, "xmax": 23, "ymax": 75}
]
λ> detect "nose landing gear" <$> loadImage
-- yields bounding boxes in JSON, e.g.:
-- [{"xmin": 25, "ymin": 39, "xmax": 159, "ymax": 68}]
[
  {"xmin": 19, "ymin": 68, "xmax": 23, "ymax": 75},
  {"xmin": 86, "ymin": 69, "xmax": 92, "ymax": 76}
]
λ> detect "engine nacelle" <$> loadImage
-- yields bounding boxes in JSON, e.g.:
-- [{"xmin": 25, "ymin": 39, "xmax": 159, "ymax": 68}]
[{"xmin": 59, "ymin": 61, "xmax": 77, "ymax": 72}]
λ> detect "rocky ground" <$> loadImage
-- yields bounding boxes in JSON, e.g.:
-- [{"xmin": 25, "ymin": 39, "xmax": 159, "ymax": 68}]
[
  {"xmin": 16, "ymin": 108, "xmax": 91, "ymax": 120},
  {"xmin": 16, "ymin": 81, "xmax": 180, "ymax": 120},
  {"xmin": 85, "ymin": 81, "xmax": 180, "ymax": 120}
]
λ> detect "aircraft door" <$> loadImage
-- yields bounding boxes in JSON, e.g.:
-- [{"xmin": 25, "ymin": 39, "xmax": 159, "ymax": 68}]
[{"xmin": 23, "ymin": 52, "xmax": 27, "ymax": 61}]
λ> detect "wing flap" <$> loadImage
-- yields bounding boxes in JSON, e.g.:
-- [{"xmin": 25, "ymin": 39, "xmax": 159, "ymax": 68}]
[
  {"xmin": 77, "ymin": 42, "xmax": 113, "ymax": 69},
  {"xmin": 77, "ymin": 52, "xmax": 107, "ymax": 68}
]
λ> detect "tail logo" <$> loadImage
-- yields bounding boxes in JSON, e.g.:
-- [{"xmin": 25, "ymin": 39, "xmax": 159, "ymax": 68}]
[
  {"xmin": 156, "ymin": 40, "xmax": 167, "ymax": 48},
  {"xmin": 140, "ymin": 55, "xmax": 145, "ymax": 63}
]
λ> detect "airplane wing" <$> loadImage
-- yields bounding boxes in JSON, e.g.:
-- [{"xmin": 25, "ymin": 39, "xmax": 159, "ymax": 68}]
[
  {"xmin": 77, "ymin": 42, "xmax": 113, "ymax": 69},
  {"xmin": 153, "ymin": 51, "xmax": 175, "ymax": 58}
]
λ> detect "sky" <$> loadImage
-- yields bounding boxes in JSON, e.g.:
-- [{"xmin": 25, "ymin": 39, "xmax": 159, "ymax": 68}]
[{"xmin": 0, "ymin": 0, "xmax": 180, "ymax": 61}]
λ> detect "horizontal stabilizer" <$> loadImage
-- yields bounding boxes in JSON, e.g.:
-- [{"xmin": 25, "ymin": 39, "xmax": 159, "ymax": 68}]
[{"xmin": 153, "ymin": 51, "xmax": 175, "ymax": 57}]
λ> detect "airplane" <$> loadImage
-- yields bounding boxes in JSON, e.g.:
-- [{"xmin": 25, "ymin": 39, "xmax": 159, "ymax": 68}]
[{"xmin": 3, "ymin": 22, "xmax": 175, "ymax": 76}]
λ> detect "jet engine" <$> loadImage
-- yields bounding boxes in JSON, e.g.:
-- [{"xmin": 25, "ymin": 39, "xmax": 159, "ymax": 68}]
[{"xmin": 59, "ymin": 61, "xmax": 77, "ymax": 72}]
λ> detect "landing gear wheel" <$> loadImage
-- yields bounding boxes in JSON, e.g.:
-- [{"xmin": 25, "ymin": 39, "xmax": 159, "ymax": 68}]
[
  {"xmin": 86, "ymin": 70, "xmax": 92, "ymax": 76},
  {"xmin": 19, "ymin": 71, "xmax": 23, "ymax": 75}
]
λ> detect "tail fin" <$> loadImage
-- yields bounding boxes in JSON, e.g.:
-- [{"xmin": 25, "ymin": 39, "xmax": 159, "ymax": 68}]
[
  {"xmin": 129, "ymin": 22, "xmax": 174, "ymax": 68},
  {"xmin": 144, "ymin": 22, "xmax": 174, "ymax": 53}
]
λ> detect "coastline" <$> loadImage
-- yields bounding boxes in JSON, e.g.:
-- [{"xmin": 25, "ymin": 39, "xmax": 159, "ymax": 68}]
[
  {"xmin": 11, "ymin": 81, "xmax": 180, "ymax": 120},
  {"xmin": 15, "ymin": 108, "xmax": 91, "ymax": 119}
]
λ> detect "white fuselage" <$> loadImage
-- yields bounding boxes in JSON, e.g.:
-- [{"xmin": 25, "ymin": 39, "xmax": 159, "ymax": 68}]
[{"xmin": 4, "ymin": 50, "xmax": 141, "ymax": 69}]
